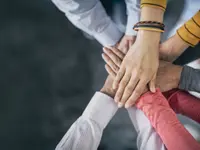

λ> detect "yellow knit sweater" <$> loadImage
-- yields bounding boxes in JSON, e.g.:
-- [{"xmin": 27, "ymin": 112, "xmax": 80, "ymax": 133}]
[{"xmin": 177, "ymin": 11, "xmax": 200, "ymax": 47}]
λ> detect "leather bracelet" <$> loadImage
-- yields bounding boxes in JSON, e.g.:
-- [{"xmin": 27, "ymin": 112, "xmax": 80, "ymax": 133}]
[{"xmin": 135, "ymin": 21, "xmax": 165, "ymax": 27}]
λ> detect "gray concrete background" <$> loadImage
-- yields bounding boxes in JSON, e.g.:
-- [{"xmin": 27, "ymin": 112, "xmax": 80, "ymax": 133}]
[
  {"xmin": 0, "ymin": 0, "xmax": 200, "ymax": 150},
  {"xmin": 0, "ymin": 1, "xmax": 138, "ymax": 150}
]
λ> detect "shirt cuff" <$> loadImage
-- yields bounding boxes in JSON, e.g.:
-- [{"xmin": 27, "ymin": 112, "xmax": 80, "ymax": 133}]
[
  {"xmin": 82, "ymin": 92, "xmax": 118, "ymax": 129},
  {"xmin": 125, "ymin": 16, "xmax": 139, "ymax": 36},
  {"xmin": 93, "ymin": 21, "xmax": 123, "ymax": 47}
]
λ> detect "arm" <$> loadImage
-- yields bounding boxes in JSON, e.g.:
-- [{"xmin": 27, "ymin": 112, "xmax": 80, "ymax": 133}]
[
  {"xmin": 51, "ymin": 0, "xmax": 123, "ymax": 46},
  {"xmin": 177, "ymin": 10, "xmax": 200, "ymax": 47},
  {"xmin": 160, "ymin": 10, "xmax": 200, "ymax": 62},
  {"xmin": 112, "ymin": 0, "xmax": 167, "ymax": 108},
  {"xmin": 136, "ymin": 89, "xmax": 200, "ymax": 150},
  {"xmin": 166, "ymin": 89, "xmax": 200, "ymax": 124},
  {"xmin": 56, "ymin": 77, "xmax": 118, "ymax": 150},
  {"xmin": 127, "ymin": 108, "xmax": 166, "ymax": 150}
]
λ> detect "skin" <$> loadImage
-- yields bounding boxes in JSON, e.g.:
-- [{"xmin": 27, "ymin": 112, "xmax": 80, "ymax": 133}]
[
  {"xmin": 100, "ymin": 75, "xmax": 116, "ymax": 98},
  {"xmin": 110, "ymin": 7, "xmax": 165, "ymax": 108},
  {"xmin": 117, "ymin": 35, "xmax": 136, "ymax": 54},
  {"xmin": 159, "ymin": 34, "xmax": 190, "ymax": 62},
  {"xmin": 102, "ymin": 47, "xmax": 183, "ymax": 107}
]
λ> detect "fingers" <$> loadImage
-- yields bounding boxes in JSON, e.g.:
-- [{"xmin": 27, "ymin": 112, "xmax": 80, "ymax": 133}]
[
  {"xmin": 103, "ymin": 47, "xmax": 122, "ymax": 67},
  {"xmin": 125, "ymin": 79, "xmax": 147, "ymax": 108},
  {"xmin": 113, "ymin": 67, "xmax": 125, "ymax": 90},
  {"xmin": 149, "ymin": 74, "xmax": 156, "ymax": 93},
  {"xmin": 105, "ymin": 64, "xmax": 116, "ymax": 78},
  {"xmin": 119, "ymin": 71, "xmax": 139, "ymax": 106},
  {"xmin": 106, "ymin": 47, "xmax": 125, "ymax": 59},
  {"xmin": 118, "ymin": 42, "xmax": 129, "ymax": 54},
  {"xmin": 114, "ymin": 70, "xmax": 131, "ymax": 106},
  {"xmin": 102, "ymin": 53, "xmax": 119, "ymax": 73}
]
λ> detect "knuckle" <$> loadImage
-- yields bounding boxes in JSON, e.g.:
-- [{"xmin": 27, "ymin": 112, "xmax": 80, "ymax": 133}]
[{"xmin": 118, "ymin": 72, "xmax": 124, "ymax": 77}]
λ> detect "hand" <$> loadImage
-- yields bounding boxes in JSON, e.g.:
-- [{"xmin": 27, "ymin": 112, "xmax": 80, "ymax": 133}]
[
  {"xmin": 112, "ymin": 31, "xmax": 159, "ymax": 108},
  {"xmin": 102, "ymin": 47, "xmax": 183, "ymax": 105},
  {"xmin": 100, "ymin": 75, "xmax": 116, "ymax": 98},
  {"xmin": 159, "ymin": 34, "xmax": 189, "ymax": 62},
  {"xmin": 156, "ymin": 61, "xmax": 182, "ymax": 92},
  {"xmin": 117, "ymin": 35, "xmax": 136, "ymax": 53}
]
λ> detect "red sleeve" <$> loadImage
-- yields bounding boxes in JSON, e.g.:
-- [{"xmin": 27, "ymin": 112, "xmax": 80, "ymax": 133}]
[
  {"xmin": 164, "ymin": 90, "xmax": 200, "ymax": 123},
  {"xmin": 136, "ymin": 89, "xmax": 200, "ymax": 150}
]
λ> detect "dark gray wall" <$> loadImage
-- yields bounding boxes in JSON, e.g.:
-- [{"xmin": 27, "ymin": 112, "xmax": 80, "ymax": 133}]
[
  {"xmin": 1, "ymin": 1, "xmax": 200, "ymax": 150},
  {"xmin": 0, "ymin": 1, "xmax": 138, "ymax": 150}
]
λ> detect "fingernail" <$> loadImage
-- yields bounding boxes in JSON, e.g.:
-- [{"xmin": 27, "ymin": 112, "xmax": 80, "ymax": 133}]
[
  {"xmin": 103, "ymin": 47, "xmax": 106, "ymax": 52},
  {"xmin": 118, "ymin": 103, "xmax": 123, "ymax": 108}
]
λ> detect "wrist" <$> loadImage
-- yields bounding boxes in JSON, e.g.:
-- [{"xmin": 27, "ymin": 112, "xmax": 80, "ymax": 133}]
[
  {"xmin": 140, "ymin": 7, "xmax": 164, "ymax": 22},
  {"xmin": 100, "ymin": 88, "xmax": 115, "ymax": 99},
  {"xmin": 137, "ymin": 30, "xmax": 161, "ymax": 45}
]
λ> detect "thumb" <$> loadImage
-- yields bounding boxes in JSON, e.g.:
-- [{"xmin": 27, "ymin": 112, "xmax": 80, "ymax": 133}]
[{"xmin": 149, "ymin": 74, "xmax": 156, "ymax": 93}]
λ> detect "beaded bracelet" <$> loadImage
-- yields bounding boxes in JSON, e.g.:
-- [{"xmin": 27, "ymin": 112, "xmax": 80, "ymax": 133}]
[{"xmin": 133, "ymin": 21, "xmax": 165, "ymax": 33}]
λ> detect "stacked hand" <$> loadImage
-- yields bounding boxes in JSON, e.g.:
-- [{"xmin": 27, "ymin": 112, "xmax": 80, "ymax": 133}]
[
  {"xmin": 102, "ymin": 46, "xmax": 182, "ymax": 107},
  {"xmin": 105, "ymin": 31, "xmax": 160, "ymax": 108}
]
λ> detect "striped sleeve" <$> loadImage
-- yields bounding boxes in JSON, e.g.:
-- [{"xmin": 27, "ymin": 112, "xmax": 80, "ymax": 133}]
[
  {"xmin": 177, "ymin": 10, "xmax": 200, "ymax": 47},
  {"xmin": 141, "ymin": 0, "xmax": 167, "ymax": 11}
]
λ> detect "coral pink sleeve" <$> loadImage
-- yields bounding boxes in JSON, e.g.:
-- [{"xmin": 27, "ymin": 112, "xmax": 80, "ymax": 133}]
[
  {"xmin": 136, "ymin": 89, "xmax": 200, "ymax": 150},
  {"xmin": 166, "ymin": 90, "xmax": 200, "ymax": 123}
]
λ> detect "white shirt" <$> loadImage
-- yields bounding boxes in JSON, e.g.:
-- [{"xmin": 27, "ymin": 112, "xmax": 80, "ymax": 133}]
[
  {"xmin": 51, "ymin": 0, "xmax": 140, "ymax": 46},
  {"xmin": 55, "ymin": 92, "xmax": 166, "ymax": 150}
]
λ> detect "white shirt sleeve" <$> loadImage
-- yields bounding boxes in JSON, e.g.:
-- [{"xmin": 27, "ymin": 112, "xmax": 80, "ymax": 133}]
[
  {"xmin": 127, "ymin": 108, "xmax": 166, "ymax": 150},
  {"xmin": 125, "ymin": 0, "xmax": 140, "ymax": 36},
  {"xmin": 55, "ymin": 92, "xmax": 118, "ymax": 150},
  {"xmin": 51, "ymin": 0, "xmax": 123, "ymax": 46}
]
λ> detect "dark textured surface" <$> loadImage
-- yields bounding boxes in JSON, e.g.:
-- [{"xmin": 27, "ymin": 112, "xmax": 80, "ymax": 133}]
[
  {"xmin": 1, "ymin": 1, "xmax": 200, "ymax": 150},
  {"xmin": 0, "ymin": 1, "xmax": 137, "ymax": 150}
]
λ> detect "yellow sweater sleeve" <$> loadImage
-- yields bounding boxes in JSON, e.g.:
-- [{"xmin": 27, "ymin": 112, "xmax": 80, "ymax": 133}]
[
  {"xmin": 177, "ymin": 10, "xmax": 200, "ymax": 47},
  {"xmin": 141, "ymin": 0, "xmax": 167, "ymax": 11}
]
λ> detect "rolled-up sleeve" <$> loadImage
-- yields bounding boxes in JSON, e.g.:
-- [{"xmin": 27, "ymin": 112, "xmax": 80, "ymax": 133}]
[
  {"xmin": 125, "ymin": 0, "xmax": 140, "ymax": 36},
  {"xmin": 51, "ymin": 0, "xmax": 123, "ymax": 46},
  {"xmin": 55, "ymin": 92, "xmax": 118, "ymax": 150}
]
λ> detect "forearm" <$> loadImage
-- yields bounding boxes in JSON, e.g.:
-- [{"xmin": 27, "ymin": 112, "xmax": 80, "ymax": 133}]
[
  {"xmin": 136, "ymin": 2, "xmax": 165, "ymax": 49},
  {"xmin": 127, "ymin": 108, "xmax": 165, "ymax": 150},
  {"xmin": 51, "ymin": 0, "xmax": 123, "ymax": 46},
  {"xmin": 179, "ymin": 65, "xmax": 200, "ymax": 93},
  {"xmin": 136, "ymin": 89, "xmax": 200, "ymax": 150},
  {"xmin": 56, "ymin": 92, "xmax": 118, "ymax": 150}
]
